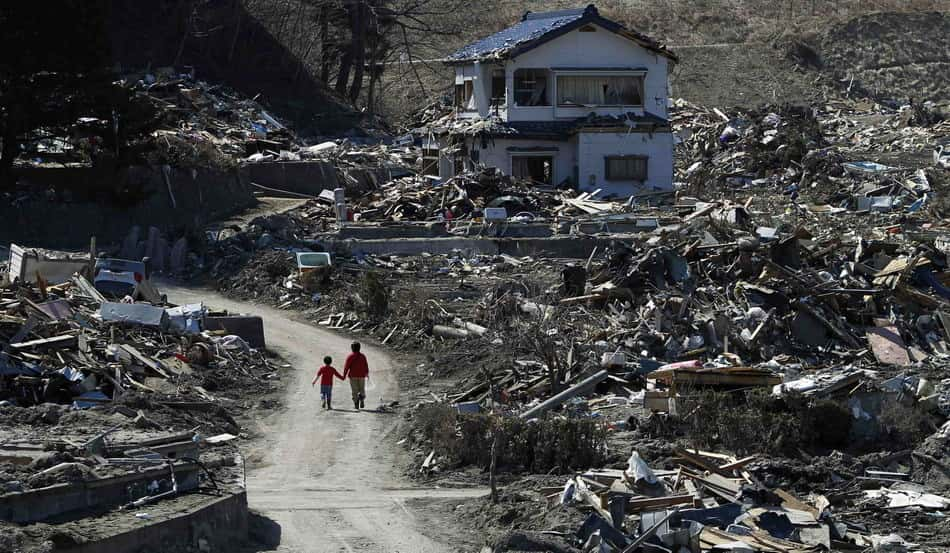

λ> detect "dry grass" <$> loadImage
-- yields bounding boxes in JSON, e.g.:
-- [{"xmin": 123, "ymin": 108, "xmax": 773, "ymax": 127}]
[
  {"xmin": 413, "ymin": 403, "xmax": 607, "ymax": 473},
  {"xmin": 644, "ymin": 388, "xmax": 854, "ymax": 456},
  {"xmin": 376, "ymin": 0, "xmax": 947, "ymax": 122}
]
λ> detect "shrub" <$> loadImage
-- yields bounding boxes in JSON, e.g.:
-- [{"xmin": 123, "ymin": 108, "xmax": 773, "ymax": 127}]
[
  {"xmin": 358, "ymin": 270, "xmax": 389, "ymax": 322},
  {"xmin": 413, "ymin": 404, "xmax": 607, "ymax": 473}
]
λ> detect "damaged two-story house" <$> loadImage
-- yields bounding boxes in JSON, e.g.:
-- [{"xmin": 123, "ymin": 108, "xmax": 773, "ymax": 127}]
[{"xmin": 432, "ymin": 5, "xmax": 677, "ymax": 197}]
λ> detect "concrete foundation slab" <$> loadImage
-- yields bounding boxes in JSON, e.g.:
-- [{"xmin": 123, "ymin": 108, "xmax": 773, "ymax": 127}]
[
  {"xmin": 0, "ymin": 462, "xmax": 199, "ymax": 523},
  {"xmin": 330, "ymin": 235, "xmax": 623, "ymax": 259},
  {"xmin": 54, "ymin": 490, "xmax": 248, "ymax": 553}
]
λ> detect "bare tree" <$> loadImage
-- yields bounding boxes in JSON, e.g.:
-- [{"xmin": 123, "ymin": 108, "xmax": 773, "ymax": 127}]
[{"xmin": 517, "ymin": 306, "xmax": 571, "ymax": 395}]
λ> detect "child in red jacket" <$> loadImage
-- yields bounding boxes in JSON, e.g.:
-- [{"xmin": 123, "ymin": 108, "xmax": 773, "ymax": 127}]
[{"xmin": 312, "ymin": 356, "xmax": 344, "ymax": 410}]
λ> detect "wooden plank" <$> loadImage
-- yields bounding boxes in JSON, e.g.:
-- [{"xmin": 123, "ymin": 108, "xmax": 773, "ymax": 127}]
[
  {"xmin": 866, "ymin": 325, "xmax": 911, "ymax": 366},
  {"xmin": 719, "ymin": 455, "xmax": 757, "ymax": 472},
  {"xmin": 558, "ymin": 293, "xmax": 607, "ymax": 305},
  {"xmin": 775, "ymin": 488, "xmax": 818, "ymax": 518},
  {"xmin": 701, "ymin": 527, "xmax": 812, "ymax": 553},
  {"xmin": 10, "ymin": 334, "xmax": 76, "ymax": 351},
  {"xmin": 703, "ymin": 473, "xmax": 742, "ymax": 495},
  {"xmin": 119, "ymin": 344, "xmax": 173, "ymax": 379},
  {"xmin": 683, "ymin": 202, "xmax": 719, "ymax": 222},
  {"xmin": 451, "ymin": 381, "xmax": 488, "ymax": 403},
  {"xmin": 72, "ymin": 274, "xmax": 107, "ymax": 304},
  {"xmin": 627, "ymin": 493, "xmax": 697, "ymax": 512},
  {"xmin": 694, "ymin": 450, "xmax": 734, "ymax": 461},
  {"xmin": 675, "ymin": 448, "xmax": 730, "ymax": 475}
]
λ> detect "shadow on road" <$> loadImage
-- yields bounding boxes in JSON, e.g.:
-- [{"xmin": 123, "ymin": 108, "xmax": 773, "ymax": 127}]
[{"xmin": 241, "ymin": 511, "xmax": 283, "ymax": 552}]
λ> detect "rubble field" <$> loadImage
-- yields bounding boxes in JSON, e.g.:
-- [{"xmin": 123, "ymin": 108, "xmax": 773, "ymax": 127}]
[
  {"xmin": 0, "ymin": 267, "xmax": 288, "ymax": 552},
  {"xmin": 2, "ymin": 6, "xmax": 948, "ymax": 553},
  {"xmin": 184, "ymin": 89, "xmax": 950, "ymax": 552}
]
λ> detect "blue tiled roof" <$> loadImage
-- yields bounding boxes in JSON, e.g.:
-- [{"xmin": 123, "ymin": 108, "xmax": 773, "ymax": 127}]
[
  {"xmin": 446, "ymin": 5, "xmax": 675, "ymax": 64},
  {"xmin": 446, "ymin": 7, "xmax": 589, "ymax": 62}
]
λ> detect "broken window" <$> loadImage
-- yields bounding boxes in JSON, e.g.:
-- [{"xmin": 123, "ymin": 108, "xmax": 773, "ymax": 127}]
[
  {"xmin": 455, "ymin": 80, "xmax": 476, "ymax": 111},
  {"xmin": 491, "ymin": 69, "xmax": 506, "ymax": 108},
  {"xmin": 512, "ymin": 156, "xmax": 553, "ymax": 185},
  {"xmin": 557, "ymin": 75, "xmax": 643, "ymax": 106},
  {"xmin": 605, "ymin": 155, "xmax": 648, "ymax": 181},
  {"xmin": 513, "ymin": 69, "xmax": 549, "ymax": 107}
]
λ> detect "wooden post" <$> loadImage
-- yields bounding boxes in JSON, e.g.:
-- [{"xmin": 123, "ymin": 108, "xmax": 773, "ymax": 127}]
[
  {"xmin": 485, "ymin": 369, "xmax": 501, "ymax": 504},
  {"xmin": 489, "ymin": 424, "xmax": 501, "ymax": 504},
  {"xmin": 88, "ymin": 235, "xmax": 97, "ymax": 279}
]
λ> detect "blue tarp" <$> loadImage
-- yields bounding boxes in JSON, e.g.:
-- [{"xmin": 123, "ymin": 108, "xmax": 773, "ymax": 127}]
[{"xmin": 0, "ymin": 354, "xmax": 42, "ymax": 376}]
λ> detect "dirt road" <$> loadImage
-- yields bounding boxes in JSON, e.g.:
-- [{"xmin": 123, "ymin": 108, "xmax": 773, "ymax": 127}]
[{"xmin": 163, "ymin": 284, "xmax": 485, "ymax": 552}]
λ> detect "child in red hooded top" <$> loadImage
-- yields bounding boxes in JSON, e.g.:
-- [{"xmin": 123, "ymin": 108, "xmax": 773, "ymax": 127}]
[{"xmin": 312, "ymin": 356, "xmax": 344, "ymax": 410}]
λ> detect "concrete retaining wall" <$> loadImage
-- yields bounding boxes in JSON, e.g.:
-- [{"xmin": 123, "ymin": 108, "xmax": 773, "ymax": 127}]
[
  {"xmin": 3, "ymin": 165, "xmax": 254, "ymax": 249},
  {"xmin": 242, "ymin": 160, "xmax": 338, "ymax": 196},
  {"xmin": 337, "ymin": 223, "xmax": 451, "ymax": 240},
  {"xmin": 0, "ymin": 462, "xmax": 199, "ymax": 523},
  {"xmin": 331, "ymin": 235, "xmax": 619, "ymax": 259},
  {"xmin": 55, "ymin": 491, "xmax": 248, "ymax": 553}
]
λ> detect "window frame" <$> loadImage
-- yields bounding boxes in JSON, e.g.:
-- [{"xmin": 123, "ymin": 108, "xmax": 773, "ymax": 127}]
[
  {"xmin": 511, "ymin": 153, "xmax": 555, "ymax": 186},
  {"xmin": 551, "ymin": 69, "xmax": 646, "ymax": 108},
  {"xmin": 490, "ymin": 69, "xmax": 506, "ymax": 107},
  {"xmin": 513, "ymin": 68, "xmax": 550, "ymax": 107},
  {"xmin": 555, "ymin": 74, "xmax": 645, "ymax": 108},
  {"xmin": 604, "ymin": 155, "xmax": 648, "ymax": 182},
  {"xmin": 455, "ymin": 79, "xmax": 476, "ymax": 111}
]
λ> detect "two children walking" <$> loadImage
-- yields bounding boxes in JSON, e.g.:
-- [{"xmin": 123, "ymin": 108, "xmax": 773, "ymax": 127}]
[{"xmin": 311, "ymin": 342, "xmax": 370, "ymax": 410}]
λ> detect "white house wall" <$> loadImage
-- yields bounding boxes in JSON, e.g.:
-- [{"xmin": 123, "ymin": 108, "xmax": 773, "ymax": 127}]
[
  {"xmin": 455, "ymin": 64, "xmax": 490, "ymax": 118},
  {"xmin": 438, "ymin": 131, "xmax": 672, "ymax": 194},
  {"xmin": 505, "ymin": 25, "xmax": 669, "ymax": 122},
  {"xmin": 577, "ymin": 131, "xmax": 674, "ymax": 196}
]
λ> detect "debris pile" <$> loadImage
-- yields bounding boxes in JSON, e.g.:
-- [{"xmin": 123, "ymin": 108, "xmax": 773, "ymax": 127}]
[
  {"xmin": 16, "ymin": 67, "xmax": 296, "ymax": 170},
  {"xmin": 192, "ymin": 92, "xmax": 950, "ymax": 551},
  {"xmin": 0, "ymin": 274, "xmax": 274, "ymax": 413},
  {"xmin": 549, "ymin": 448, "xmax": 950, "ymax": 552},
  {"xmin": 351, "ymin": 167, "xmax": 574, "ymax": 221},
  {"xmin": 0, "ymin": 253, "xmax": 284, "ymax": 550},
  {"xmin": 129, "ymin": 68, "xmax": 294, "ymax": 165},
  {"xmin": 672, "ymin": 98, "xmax": 948, "ymax": 215},
  {"xmin": 0, "ymin": 255, "xmax": 282, "ymax": 514}
]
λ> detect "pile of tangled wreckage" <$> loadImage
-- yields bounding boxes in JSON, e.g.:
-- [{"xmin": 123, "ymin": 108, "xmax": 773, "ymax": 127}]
[
  {"xmin": 188, "ymin": 95, "xmax": 950, "ymax": 552},
  {"xmin": 0, "ymin": 246, "xmax": 279, "ymax": 548},
  {"xmin": 15, "ymin": 67, "xmax": 296, "ymax": 171}
]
